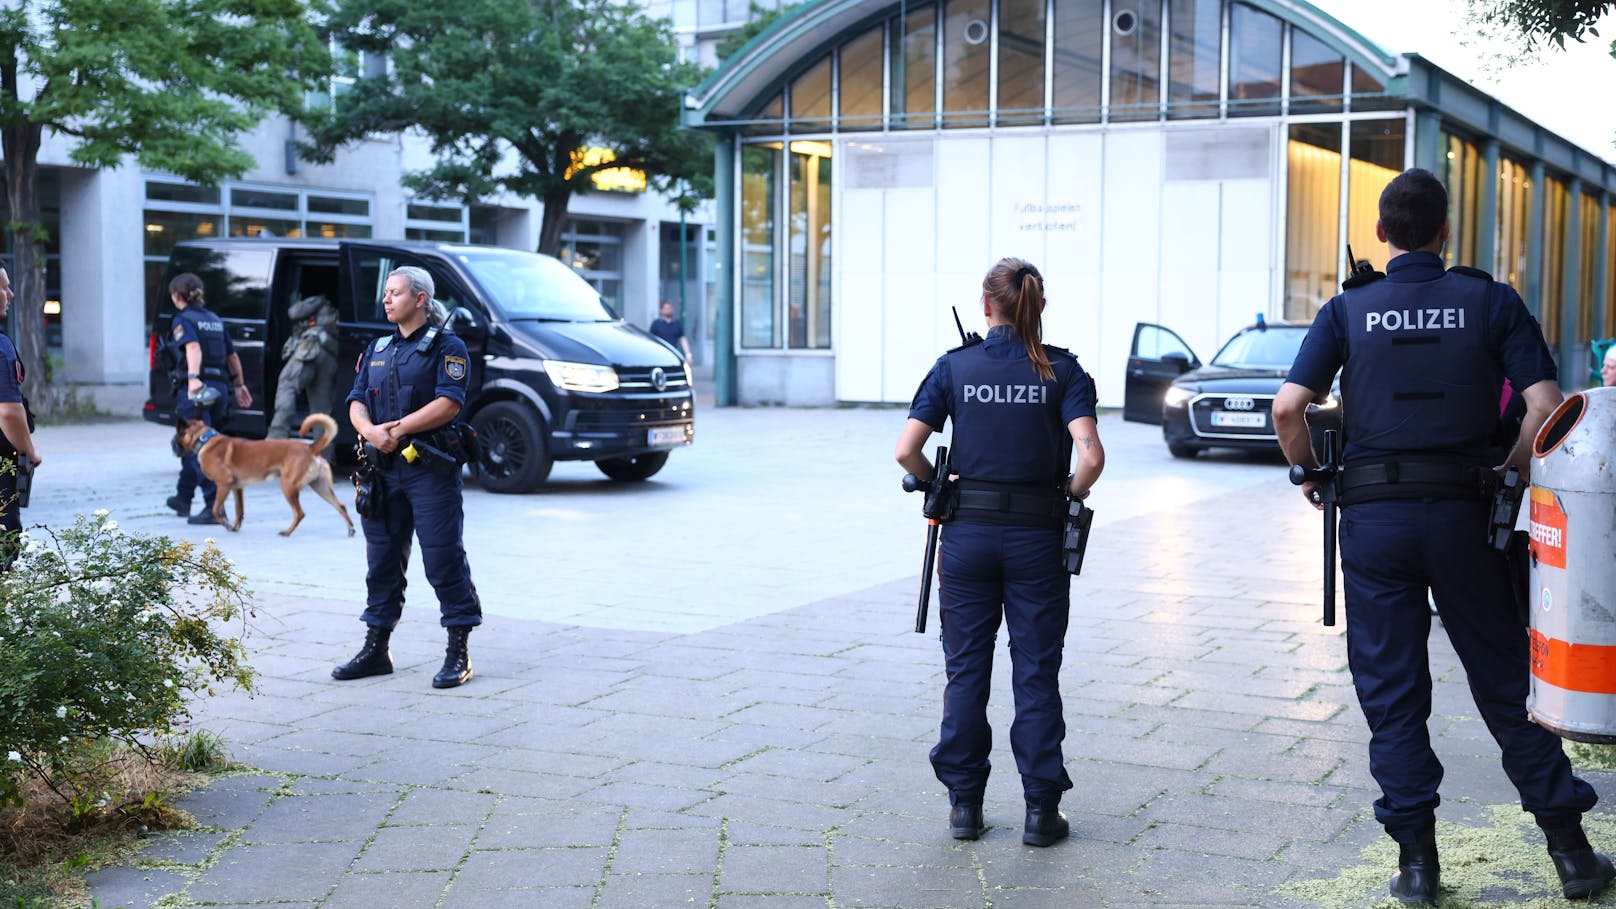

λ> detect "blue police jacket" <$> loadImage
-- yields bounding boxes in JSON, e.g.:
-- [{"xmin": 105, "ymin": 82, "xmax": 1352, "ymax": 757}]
[
  {"xmin": 347, "ymin": 323, "xmax": 471, "ymax": 425},
  {"xmin": 0, "ymin": 329, "xmax": 29, "ymax": 454},
  {"xmin": 1287, "ymin": 251, "xmax": 1557, "ymax": 464},
  {"xmin": 172, "ymin": 305, "xmax": 234, "ymax": 380},
  {"xmin": 908, "ymin": 325, "xmax": 1098, "ymax": 485}
]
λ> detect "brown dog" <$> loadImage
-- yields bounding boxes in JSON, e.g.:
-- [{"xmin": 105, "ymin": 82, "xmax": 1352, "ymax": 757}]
[{"xmin": 178, "ymin": 413, "xmax": 355, "ymax": 537}]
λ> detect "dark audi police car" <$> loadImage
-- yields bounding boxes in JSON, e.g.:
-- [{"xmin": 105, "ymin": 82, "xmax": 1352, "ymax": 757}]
[
  {"xmin": 1122, "ymin": 319, "xmax": 1339, "ymax": 458},
  {"xmin": 144, "ymin": 239, "xmax": 693, "ymax": 492}
]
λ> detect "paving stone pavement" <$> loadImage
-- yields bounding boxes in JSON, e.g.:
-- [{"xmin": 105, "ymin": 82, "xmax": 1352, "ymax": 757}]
[{"xmin": 38, "ymin": 408, "xmax": 1614, "ymax": 908}]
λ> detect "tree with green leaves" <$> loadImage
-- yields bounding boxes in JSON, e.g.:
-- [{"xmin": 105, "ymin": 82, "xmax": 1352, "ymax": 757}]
[
  {"xmin": 715, "ymin": 2, "xmax": 803, "ymax": 62},
  {"xmin": 0, "ymin": 1, "xmax": 330, "ymax": 415},
  {"xmin": 307, "ymin": 0, "xmax": 711, "ymax": 257},
  {"xmin": 1468, "ymin": 0, "xmax": 1615, "ymax": 51}
]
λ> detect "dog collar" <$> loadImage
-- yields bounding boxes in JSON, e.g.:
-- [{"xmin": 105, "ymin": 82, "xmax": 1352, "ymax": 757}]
[{"xmin": 190, "ymin": 428, "xmax": 220, "ymax": 457}]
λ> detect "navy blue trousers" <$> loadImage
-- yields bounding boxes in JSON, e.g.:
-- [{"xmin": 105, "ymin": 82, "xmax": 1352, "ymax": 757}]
[
  {"xmin": 174, "ymin": 386, "xmax": 227, "ymax": 509},
  {"xmin": 1340, "ymin": 498, "xmax": 1596, "ymax": 838},
  {"xmin": 360, "ymin": 464, "xmax": 482, "ymax": 629},
  {"xmin": 931, "ymin": 521, "xmax": 1073, "ymax": 809}
]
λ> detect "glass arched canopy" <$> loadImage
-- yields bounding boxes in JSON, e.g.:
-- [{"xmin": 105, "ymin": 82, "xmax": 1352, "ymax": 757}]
[{"xmin": 687, "ymin": 0, "xmax": 1401, "ymax": 133}]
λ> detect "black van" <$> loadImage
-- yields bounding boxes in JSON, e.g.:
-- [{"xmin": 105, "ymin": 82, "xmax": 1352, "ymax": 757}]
[{"xmin": 143, "ymin": 239, "xmax": 694, "ymax": 492}]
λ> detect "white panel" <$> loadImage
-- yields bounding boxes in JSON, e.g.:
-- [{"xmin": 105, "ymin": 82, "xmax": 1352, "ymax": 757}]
[
  {"xmin": 1097, "ymin": 131, "xmax": 1163, "ymax": 408},
  {"xmin": 1219, "ymin": 176, "xmax": 1276, "ymax": 339},
  {"xmin": 882, "ymin": 185, "xmax": 939, "ymax": 403},
  {"xmin": 932, "ymin": 137, "xmax": 994, "ymax": 357},
  {"xmin": 1158, "ymin": 181, "xmax": 1222, "ymax": 363},
  {"xmin": 1041, "ymin": 133, "xmax": 1105, "ymax": 379},
  {"xmin": 837, "ymin": 184, "xmax": 887, "ymax": 402},
  {"xmin": 989, "ymin": 134, "xmax": 1053, "ymax": 267}
]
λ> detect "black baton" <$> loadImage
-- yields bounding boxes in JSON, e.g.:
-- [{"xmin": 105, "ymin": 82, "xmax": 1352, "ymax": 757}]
[
  {"xmin": 903, "ymin": 444, "xmax": 954, "ymax": 634},
  {"xmin": 1289, "ymin": 429, "xmax": 1341, "ymax": 626}
]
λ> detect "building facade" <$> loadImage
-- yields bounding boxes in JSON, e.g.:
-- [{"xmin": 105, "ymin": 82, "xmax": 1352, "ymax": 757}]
[{"xmin": 686, "ymin": 0, "xmax": 1616, "ymax": 406}]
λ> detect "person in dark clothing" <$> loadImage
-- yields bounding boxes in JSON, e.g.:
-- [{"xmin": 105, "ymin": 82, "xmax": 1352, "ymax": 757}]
[
  {"xmin": 165, "ymin": 273, "xmax": 251, "ymax": 525},
  {"xmin": 895, "ymin": 257, "xmax": 1105, "ymax": 847},
  {"xmin": 0, "ymin": 267, "xmax": 41, "ymax": 570},
  {"xmin": 1273, "ymin": 168, "xmax": 1612, "ymax": 905},
  {"xmin": 648, "ymin": 300, "xmax": 692, "ymax": 361}
]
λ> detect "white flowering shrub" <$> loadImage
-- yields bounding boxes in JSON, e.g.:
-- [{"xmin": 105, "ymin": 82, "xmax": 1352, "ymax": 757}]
[{"xmin": 0, "ymin": 513, "xmax": 255, "ymax": 808}]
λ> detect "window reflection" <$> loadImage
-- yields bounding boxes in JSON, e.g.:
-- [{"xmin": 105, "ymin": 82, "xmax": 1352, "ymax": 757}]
[
  {"xmin": 1443, "ymin": 134, "xmax": 1483, "ymax": 270},
  {"xmin": 840, "ymin": 27, "xmax": 885, "ymax": 131},
  {"xmin": 1109, "ymin": 0, "xmax": 1161, "ymax": 122},
  {"xmin": 1168, "ymin": 0, "xmax": 1220, "ymax": 119},
  {"xmin": 1229, "ymin": 3, "xmax": 1282, "ymax": 116},
  {"xmin": 1052, "ymin": 0, "xmax": 1103, "ymax": 123},
  {"xmin": 788, "ymin": 141, "xmax": 833, "ymax": 349},
  {"xmin": 942, "ymin": 0, "xmax": 991, "ymax": 127},
  {"xmin": 1290, "ymin": 29, "xmax": 1344, "ymax": 113},
  {"xmin": 998, "ymin": 0, "xmax": 1047, "ymax": 125},
  {"xmin": 892, "ymin": 5, "xmax": 937, "ymax": 130},
  {"xmin": 1346, "ymin": 119, "xmax": 1405, "ymax": 272},
  {"xmin": 1496, "ymin": 158, "xmax": 1533, "ymax": 293},
  {"xmin": 1578, "ymin": 192, "xmax": 1599, "ymax": 344},
  {"xmin": 741, "ymin": 144, "xmax": 779, "ymax": 348},
  {"xmin": 1542, "ymin": 177, "xmax": 1568, "ymax": 343},
  {"xmin": 790, "ymin": 58, "xmax": 832, "ymax": 132},
  {"xmin": 1286, "ymin": 123, "xmax": 1342, "ymax": 321}
]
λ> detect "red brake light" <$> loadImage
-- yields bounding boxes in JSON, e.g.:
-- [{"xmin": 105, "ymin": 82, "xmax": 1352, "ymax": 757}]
[{"xmin": 148, "ymin": 332, "xmax": 158, "ymax": 371}]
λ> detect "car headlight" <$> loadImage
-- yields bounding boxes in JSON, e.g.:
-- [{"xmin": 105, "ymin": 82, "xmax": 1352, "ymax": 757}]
[
  {"xmin": 1163, "ymin": 386, "xmax": 1193, "ymax": 408},
  {"xmin": 543, "ymin": 360, "xmax": 619, "ymax": 393}
]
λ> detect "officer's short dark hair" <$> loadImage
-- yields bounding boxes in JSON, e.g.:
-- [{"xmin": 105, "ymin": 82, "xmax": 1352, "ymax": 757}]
[{"xmin": 1378, "ymin": 168, "xmax": 1448, "ymax": 251}]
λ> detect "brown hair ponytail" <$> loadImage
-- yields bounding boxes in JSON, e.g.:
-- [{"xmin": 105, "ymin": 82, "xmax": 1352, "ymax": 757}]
[
  {"xmin": 168, "ymin": 272, "xmax": 205, "ymax": 307},
  {"xmin": 981, "ymin": 257, "xmax": 1053, "ymax": 381}
]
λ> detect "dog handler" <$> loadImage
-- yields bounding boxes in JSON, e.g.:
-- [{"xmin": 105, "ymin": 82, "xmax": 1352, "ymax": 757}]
[
  {"xmin": 894, "ymin": 257, "xmax": 1104, "ymax": 845},
  {"xmin": 165, "ymin": 273, "xmax": 251, "ymax": 526},
  {"xmin": 332, "ymin": 265, "xmax": 482, "ymax": 689},
  {"xmin": 1273, "ymin": 168, "xmax": 1611, "ymax": 905}
]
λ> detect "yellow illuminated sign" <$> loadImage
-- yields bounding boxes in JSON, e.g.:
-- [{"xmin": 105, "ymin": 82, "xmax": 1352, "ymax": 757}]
[{"xmin": 566, "ymin": 147, "xmax": 647, "ymax": 194}]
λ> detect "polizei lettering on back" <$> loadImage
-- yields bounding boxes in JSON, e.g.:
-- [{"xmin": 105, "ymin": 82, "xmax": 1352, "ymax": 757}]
[
  {"xmin": 1365, "ymin": 308, "xmax": 1466, "ymax": 332},
  {"xmin": 962, "ymin": 384, "xmax": 1049, "ymax": 404}
]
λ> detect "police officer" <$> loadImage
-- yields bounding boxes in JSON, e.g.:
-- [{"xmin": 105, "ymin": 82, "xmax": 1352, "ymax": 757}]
[
  {"xmin": 268, "ymin": 293, "xmax": 340, "ymax": 442},
  {"xmin": 332, "ymin": 265, "xmax": 482, "ymax": 689},
  {"xmin": 895, "ymin": 257, "xmax": 1105, "ymax": 845},
  {"xmin": 1273, "ymin": 168, "xmax": 1612, "ymax": 905},
  {"xmin": 0, "ymin": 266, "xmax": 41, "ymax": 570},
  {"xmin": 165, "ymin": 273, "xmax": 252, "ymax": 525}
]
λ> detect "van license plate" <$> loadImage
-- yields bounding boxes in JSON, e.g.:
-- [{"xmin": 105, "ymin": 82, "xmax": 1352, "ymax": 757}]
[
  {"xmin": 1211, "ymin": 411, "xmax": 1266, "ymax": 429},
  {"xmin": 648, "ymin": 426, "xmax": 686, "ymax": 446}
]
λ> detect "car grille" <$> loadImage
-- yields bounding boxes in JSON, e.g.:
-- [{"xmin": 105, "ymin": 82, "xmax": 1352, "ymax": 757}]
[
  {"xmin": 617, "ymin": 366, "xmax": 689, "ymax": 393},
  {"xmin": 569, "ymin": 405, "xmax": 690, "ymax": 433},
  {"xmin": 1189, "ymin": 393, "xmax": 1276, "ymax": 438}
]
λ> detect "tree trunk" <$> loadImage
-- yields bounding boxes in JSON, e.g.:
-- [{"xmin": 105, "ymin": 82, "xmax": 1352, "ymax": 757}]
[
  {"xmin": 536, "ymin": 186, "xmax": 573, "ymax": 258},
  {"xmin": 2, "ymin": 121, "xmax": 53, "ymax": 416}
]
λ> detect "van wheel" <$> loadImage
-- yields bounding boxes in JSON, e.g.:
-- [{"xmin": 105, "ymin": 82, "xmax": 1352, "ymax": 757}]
[
  {"xmin": 1167, "ymin": 440, "xmax": 1199, "ymax": 459},
  {"xmin": 595, "ymin": 452, "xmax": 669, "ymax": 482},
  {"xmin": 474, "ymin": 401, "xmax": 551, "ymax": 493}
]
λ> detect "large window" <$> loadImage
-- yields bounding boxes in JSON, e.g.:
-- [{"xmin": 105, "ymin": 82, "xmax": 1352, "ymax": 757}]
[
  {"xmin": 1285, "ymin": 124, "xmax": 1342, "ymax": 321},
  {"xmin": 1168, "ymin": 0, "xmax": 1221, "ymax": 120},
  {"xmin": 998, "ymin": 0, "xmax": 1048, "ymax": 125},
  {"xmin": 559, "ymin": 219, "xmax": 626, "ymax": 313},
  {"xmin": 1290, "ymin": 29, "xmax": 1344, "ymax": 113},
  {"xmin": 1496, "ymin": 158, "xmax": 1533, "ymax": 293},
  {"xmin": 942, "ymin": 0, "xmax": 992, "ymax": 127},
  {"xmin": 789, "ymin": 58, "xmax": 832, "ymax": 132},
  {"xmin": 1051, "ymin": 0, "xmax": 1103, "ymax": 123},
  {"xmin": 839, "ymin": 26, "xmax": 885, "ymax": 131},
  {"xmin": 1541, "ymin": 177, "xmax": 1569, "ymax": 344},
  {"xmin": 740, "ymin": 144, "xmax": 778, "ymax": 347},
  {"xmin": 1109, "ymin": 0, "xmax": 1162, "ymax": 122},
  {"xmin": 1345, "ymin": 120, "xmax": 1405, "ymax": 271},
  {"xmin": 1228, "ymin": 3, "xmax": 1282, "ymax": 117},
  {"xmin": 788, "ymin": 142, "xmax": 833, "ymax": 349},
  {"xmin": 892, "ymin": 5, "xmax": 938, "ymax": 130},
  {"xmin": 1443, "ymin": 134, "xmax": 1483, "ymax": 270},
  {"xmin": 1578, "ymin": 192, "xmax": 1600, "ymax": 344},
  {"xmin": 404, "ymin": 203, "xmax": 467, "ymax": 242}
]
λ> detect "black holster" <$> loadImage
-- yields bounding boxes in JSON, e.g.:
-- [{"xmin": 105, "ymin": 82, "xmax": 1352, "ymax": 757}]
[
  {"xmin": 1062, "ymin": 499, "xmax": 1093, "ymax": 575},
  {"xmin": 352, "ymin": 442, "xmax": 387, "ymax": 519}
]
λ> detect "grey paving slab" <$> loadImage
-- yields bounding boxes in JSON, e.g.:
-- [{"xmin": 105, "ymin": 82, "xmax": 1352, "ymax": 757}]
[
  {"xmin": 60, "ymin": 411, "xmax": 1616, "ymax": 909},
  {"xmin": 79, "ymin": 866, "xmax": 188, "ymax": 909}
]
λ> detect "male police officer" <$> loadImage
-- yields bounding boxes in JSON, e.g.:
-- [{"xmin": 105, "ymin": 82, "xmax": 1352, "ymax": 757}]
[
  {"xmin": 332, "ymin": 265, "xmax": 482, "ymax": 689},
  {"xmin": 165, "ymin": 272, "xmax": 252, "ymax": 525},
  {"xmin": 1273, "ymin": 168, "xmax": 1612, "ymax": 905},
  {"xmin": 268, "ymin": 294, "xmax": 340, "ymax": 442}
]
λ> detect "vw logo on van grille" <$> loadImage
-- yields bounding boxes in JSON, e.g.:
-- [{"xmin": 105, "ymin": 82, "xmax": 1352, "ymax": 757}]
[
  {"xmin": 650, "ymin": 367, "xmax": 667, "ymax": 392},
  {"xmin": 1222, "ymin": 395, "xmax": 1255, "ymax": 411}
]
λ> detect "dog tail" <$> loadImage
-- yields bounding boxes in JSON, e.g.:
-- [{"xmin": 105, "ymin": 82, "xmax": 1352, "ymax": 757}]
[{"xmin": 300, "ymin": 413, "xmax": 341, "ymax": 456}]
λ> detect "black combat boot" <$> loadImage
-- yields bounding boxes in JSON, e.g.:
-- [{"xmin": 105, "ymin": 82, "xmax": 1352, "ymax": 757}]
[
  {"xmin": 1022, "ymin": 805, "xmax": 1070, "ymax": 847},
  {"xmin": 1545, "ymin": 824, "xmax": 1616, "ymax": 899},
  {"xmin": 331, "ymin": 625, "xmax": 393, "ymax": 680},
  {"xmin": 432, "ymin": 626, "xmax": 474, "ymax": 689},
  {"xmin": 949, "ymin": 803, "xmax": 985, "ymax": 840},
  {"xmin": 1388, "ymin": 824, "xmax": 1439, "ymax": 906}
]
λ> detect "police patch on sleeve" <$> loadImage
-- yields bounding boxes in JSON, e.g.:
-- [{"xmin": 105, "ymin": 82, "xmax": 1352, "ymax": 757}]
[
  {"xmin": 172, "ymin": 325, "xmax": 185, "ymax": 341},
  {"xmin": 444, "ymin": 355, "xmax": 467, "ymax": 381}
]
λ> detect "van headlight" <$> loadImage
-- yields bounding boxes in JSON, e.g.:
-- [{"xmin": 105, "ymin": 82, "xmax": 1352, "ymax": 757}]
[
  {"xmin": 543, "ymin": 360, "xmax": 619, "ymax": 393},
  {"xmin": 1163, "ymin": 386, "xmax": 1193, "ymax": 408}
]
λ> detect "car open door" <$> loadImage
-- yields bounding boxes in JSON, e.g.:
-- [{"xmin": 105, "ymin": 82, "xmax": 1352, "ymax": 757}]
[{"xmin": 1123, "ymin": 322, "xmax": 1200, "ymax": 425}]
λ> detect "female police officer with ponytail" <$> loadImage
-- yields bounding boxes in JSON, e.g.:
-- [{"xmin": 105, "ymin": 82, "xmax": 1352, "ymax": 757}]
[{"xmin": 895, "ymin": 257, "xmax": 1105, "ymax": 846}]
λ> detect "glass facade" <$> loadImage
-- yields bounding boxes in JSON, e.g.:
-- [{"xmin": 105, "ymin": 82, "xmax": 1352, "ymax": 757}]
[
  {"xmin": 1578, "ymin": 192, "xmax": 1600, "ymax": 344},
  {"xmin": 1496, "ymin": 158, "xmax": 1532, "ymax": 293},
  {"xmin": 740, "ymin": 144, "xmax": 778, "ymax": 348},
  {"xmin": 788, "ymin": 142, "xmax": 834, "ymax": 349},
  {"xmin": 1289, "ymin": 29, "xmax": 1343, "ymax": 113},
  {"xmin": 1228, "ymin": 3, "xmax": 1282, "ymax": 117},
  {"xmin": 560, "ymin": 220, "xmax": 626, "ymax": 312},
  {"xmin": 1285, "ymin": 124, "xmax": 1341, "ymax": 321},
  {"xmin": 1443, "ymin": 134, "xmax": 1484, "ymax": 270},
  {"xmin": 1345, "ymin": 120, "xmax": 1405, "ymax": 272},
  {"xmin": 1167, "ymin": 0, "xmax": 1222, "ymax": 120},
  {"xmin": 790, "ymin": 58, "xmax": 833, "ymax": 133},
  {"xmin": 839, "ymin": 27, "xmax": 885, "ymax": 131},
  {"xmin": 998, "ymin": 0, "xmax": 1048, "ymax": 125},
  {"xmin": 892, "ymin": 5, "xmax": 938, "ymax": 130},
  {"xmin": 942, "ymin": 0, "xmax": 992, "ymax": 127},
  {"xmin": 1541, "ymin": 176, "xmax": 1568, "ymax": 343},
  {"xmin": 1109, "ymin": 0, "xmax": 1162, "ymax": 122},
  {"xmin": 1051, "ymin": 0, "xmax": 1103, "ymax": 123}
]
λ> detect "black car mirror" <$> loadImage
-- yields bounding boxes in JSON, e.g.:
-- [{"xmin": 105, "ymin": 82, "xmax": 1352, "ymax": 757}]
[
  {"xmin": 1162, "ymin": 351, "xmax": 1193, "ymax": 374},
  {"xmin": 445, "ymin": 307, "xmax": 486, "ymax": 342}
]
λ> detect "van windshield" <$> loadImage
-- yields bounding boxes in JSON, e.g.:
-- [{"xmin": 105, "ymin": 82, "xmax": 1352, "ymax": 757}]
[{"xmin": 458, "ymin": 249, "xmax": 613, "ymax": 321}]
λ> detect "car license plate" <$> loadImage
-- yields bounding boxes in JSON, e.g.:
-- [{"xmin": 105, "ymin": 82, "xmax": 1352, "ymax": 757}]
[
  {"xmin": 1211, "ymin": 411, "xmax": 1267, "ymax": 429},
  {"xmin": 648, "ymin": 426, "xmax": 686, "ymax": 446}
]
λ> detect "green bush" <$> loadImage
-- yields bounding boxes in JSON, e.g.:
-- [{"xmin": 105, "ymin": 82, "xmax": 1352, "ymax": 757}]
[{"xmin": 0, "ymin": 512, "xmax": 255, "ymax": 809}]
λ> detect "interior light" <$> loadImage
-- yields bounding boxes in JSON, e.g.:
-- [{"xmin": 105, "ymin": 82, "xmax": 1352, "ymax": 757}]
[
  {"xmin": 43, "ymin": 300, "xmax": 61, "ymax": 316},
  {"xmin": 145, "ymin": 224, "xmax": 163, "ymax": 232}
]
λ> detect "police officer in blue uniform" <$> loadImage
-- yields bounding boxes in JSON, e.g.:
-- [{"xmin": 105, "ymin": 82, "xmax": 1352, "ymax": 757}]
[
  {"xmin": 165, "ymin": 273, "xmax": 252, "ymax": 525},
  {"xmin": 332, "ymin": 265, "xmax": 482, "ymax": 689},
  {"xmin": 1274, "ymin": 168, "xmax": 1612, "ymax": 905},
  {"xmin": 0, "ymin": 266, "xmax": 41, "ymax": 570},
  {"xmin": 895, "ymin": 257, "xmax": 1105, "ymax": 845}
]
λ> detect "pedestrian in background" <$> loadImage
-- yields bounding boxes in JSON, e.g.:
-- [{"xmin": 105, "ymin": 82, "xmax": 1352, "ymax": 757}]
[
  {"xmin": 332, "ymin": 266, "xmax": 482, "ymax": 689},
  {"xmin": 0, "ymin": 267, "xmax": 40, "ymax": 570},
  {"xmin": 894, "ymin": 257, "xmax": 1104, "ymax": 847},
  {"xmin": 649, "ymin": 299, "xmax": 692, "ymax": 361},
  {"xmin": 1273, "ymin": 167, "xmax": 1611, "ymax": 905},
  {"xmin": 268, "ymin": 293, "xmax": 340, "ymax": 445},
  {"xmin": 165, "ymin": 273, "xmax": 251, "ymax": 526},
  {"xmin": 1601, "ymin": 345, "xmax": 1615, "ymax": 388}
]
